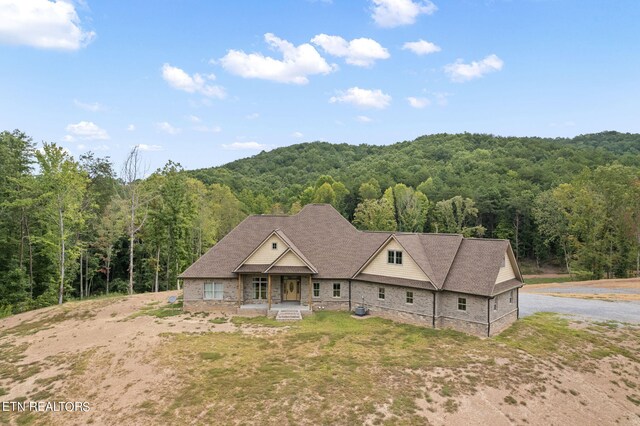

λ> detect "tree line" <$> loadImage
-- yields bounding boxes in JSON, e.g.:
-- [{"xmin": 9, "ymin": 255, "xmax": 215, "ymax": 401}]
[{"xmin": 1, "ymin": 129, "xmax": 639, "ymax": 316}]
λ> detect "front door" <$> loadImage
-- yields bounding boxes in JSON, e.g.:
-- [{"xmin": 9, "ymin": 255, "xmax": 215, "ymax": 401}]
[{"xmin": 283, "ymin": 278, "xmax": 300, "ymax": 301}]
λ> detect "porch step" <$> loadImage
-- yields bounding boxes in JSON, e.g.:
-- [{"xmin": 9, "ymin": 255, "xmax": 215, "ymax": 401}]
[{"xmin": 275, "ymin": 309, "xmax": 303, "ymax": 321}]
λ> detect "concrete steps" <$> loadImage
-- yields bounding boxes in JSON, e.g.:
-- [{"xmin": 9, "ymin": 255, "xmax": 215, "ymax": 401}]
[{"xmin": 275, "ymin": 309, "xmax": 303, "ymax": 321}]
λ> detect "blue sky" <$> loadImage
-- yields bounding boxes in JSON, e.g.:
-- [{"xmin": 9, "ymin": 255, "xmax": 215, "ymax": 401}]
[{"xmin": 1, "ymin": 0, "xmax": 639, "ymax": 171}]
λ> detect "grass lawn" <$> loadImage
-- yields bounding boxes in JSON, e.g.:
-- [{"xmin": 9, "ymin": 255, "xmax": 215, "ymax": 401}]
[
  {"xmin": 524, "ymin": 276, "xmax": 574, "ymax": 285},
  {"xmin": 147, "ymin": 312, "xmax": 640, "ymax": 425}
]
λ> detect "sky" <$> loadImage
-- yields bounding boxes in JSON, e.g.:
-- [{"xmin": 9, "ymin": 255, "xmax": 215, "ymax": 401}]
[{"xmin": 1, "ymin": 0, "xmax": 639, "ymax": 171}]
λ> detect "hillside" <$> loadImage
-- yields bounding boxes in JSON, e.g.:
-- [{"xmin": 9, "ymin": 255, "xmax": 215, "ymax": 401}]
[
  {"xmin": 188, "ymin": 131, "xmax": 640, "ymax": 200},
  {"xmin": 1, "ymin": 293, "xmax": 639, "ymax": 425}
]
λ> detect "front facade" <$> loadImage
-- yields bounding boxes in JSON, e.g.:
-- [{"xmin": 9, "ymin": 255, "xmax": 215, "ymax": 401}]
[{"xmin": 179, "ymin": 204, "xmax": 523, "ymax": 337}]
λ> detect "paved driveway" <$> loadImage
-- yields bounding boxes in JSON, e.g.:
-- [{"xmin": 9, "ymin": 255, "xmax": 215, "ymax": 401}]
[{"xmin": 519, "ymin": 293, "xmax": 640, "ymax": 323}]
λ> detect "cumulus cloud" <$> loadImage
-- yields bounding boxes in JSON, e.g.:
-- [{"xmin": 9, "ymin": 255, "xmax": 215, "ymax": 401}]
[
  {"xmin": 126, "ymin": 124, "xmax": 136, "ymax": 131},
  {"xmin": 330, "ymin": 87, "xmax": 391, "ymax": 109},
  {"xmin": 73, "ymin": 99, "xmax": 105, "ymax": 112},
  {"xmin": 220, "ymin": 33, "xmax": 336, "ymax": 84},
  {"xmin": 406, "ymin": 96, "xmax": 430, "ymax": 108},
  {"xmin": 356, "ymin": 115, "xmax": 373, "ymax": 123},
  {"xmin": 291, "ymin": 131, "xmax": 304, "ymax": 138},
  {"xmin": 402, "ymin": 39, "xmax": 441, "ymax": 55},
  {"xmin": 156, "ymin": 121, "xmax": 180, "ymax": 135},
  {"xmin": 161, "ymin": 64, "xmax": 226, "ymax": 98},
  {"xmin": 65, "ymin": 121, "xmax": 109, "ymax": 140},
  {"xmin": 0, "ymin": 0, "xmax": 95, "ymax": 50},
  {"xmin": 222, "ymin": 141, "xmax": 268, "ymax": 150},
  {"xmin": 444, "ymin": 54, "xmax": 504, "ymax": 82},
  {"xmin": 311, "ymin": 34, "xmax": 389, "ymax": 67},
  {"xmin": 137, "ymin": 144, "xmax": 163, "ymax": 152},
  {"xmin": 371, "ymin": 0, "xmax": 437, "ymax": 28}
]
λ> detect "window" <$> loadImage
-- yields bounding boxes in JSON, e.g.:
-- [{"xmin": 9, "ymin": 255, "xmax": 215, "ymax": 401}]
[
  {"xmin": 387, "ymin": 250, "xmax": 403, "ymax": 265},
  {"xmin": 493, "ymin": 298, "xmax": 498, "ymax": 311},
  {"xmin": 332, "ymin": 283, "xmax": 341, "ymax": 298},
  {"xmin": 501, "ymin": 256, "xmax": 506, "ymax": 268},
  {"xmin": 272, "ymin": 242, "xmax": 278, "ymax": 250},
  {"xmin": 406, "ymin": 291, "xmax": 414, "ymax": 304},
  {"xmin": 509, "ymin": 290, "xmax": 514, "ymax": 304},
  {"xmin": 252, "ymin": 277, "xmax": 268, "ymax": 300},
  {"xmin": 313, "ymin": 282, "xmax": 320, "ymax": 298},
  {"xmin": 204, "ymin": 282, "xmax": 224, "ymax": 300},
  {"xmin": 457, "ymin": 297, "xmax": 467, "ymax": 311},
  {"xmin": 378, "ymin": 287, "xmax": 385, "ymax": 300}
]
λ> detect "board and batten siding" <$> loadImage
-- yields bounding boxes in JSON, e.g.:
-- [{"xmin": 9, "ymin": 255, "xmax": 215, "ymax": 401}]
[
  {"xmin": 495, "ymin": 251, "xmax": 516, "ymax": 284},
  {"xmin": 273, "ymin": 251, "xmax": 306, "ymax": 267},
  {"xmin": 361, "ymin": 239, "xmax": 430, "ymax": 281},
  {"xmin": 244, "ymin": 235, "xmax": 286, "ymax": 265}
]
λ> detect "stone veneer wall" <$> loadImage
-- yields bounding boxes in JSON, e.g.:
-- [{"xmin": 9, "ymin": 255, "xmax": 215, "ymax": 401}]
[
  {"xmin": 310, "ymin": 279, "xmax": 350, "ymax": 311},
  {"xmin": 183, "ymin": 278, "xmax": 238, "ymax": 313}
]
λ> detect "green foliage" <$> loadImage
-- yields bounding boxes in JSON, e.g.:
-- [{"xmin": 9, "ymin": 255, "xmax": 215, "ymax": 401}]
[
  {"xmin": 353, "ymin": 198, "xmax": 397, "ymax": 231},
  {"xmin": 433, "ymin": 196, "xmax": 485, "ymax": 236}
]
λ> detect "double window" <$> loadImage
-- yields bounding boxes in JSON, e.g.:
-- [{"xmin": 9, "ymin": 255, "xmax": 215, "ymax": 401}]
[
  {"xmin": 204, "ymin": 282, "xmax": 224, "ymax": 300},
  {"xmin": 457, "ymin": 297, "xmax": 467, "ymax": 311},
  {"xmin": 333, "ymin": 283, "xmax": 341, "ymax": 298},
  {"xmin": 253, "ymin": 277, "xmax": 268, "ymax": 300},
  {"xmin": 272, "ymin": 242, "xmax": 278, "ymax": 250},
  {"xmin": 378, "ymin": 287, "xmax": 385, "ymax": 300},
  {"xmin": 313, "ymin": 282, "xmax": 320, "ymax": 298},
  {"xmin": 509, "ymin": 290, "xmax": 514, "ymax": 304},
  {"xmin": 406, "ymin": 291, "xmax": 414, "ymax": 304},
  {"xmin": 387, "ymin": 250, "xmax": 403, "ymax": 265}
]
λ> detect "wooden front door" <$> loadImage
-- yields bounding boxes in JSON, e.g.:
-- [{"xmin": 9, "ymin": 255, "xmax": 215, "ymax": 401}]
[{"xmin": 283, "ymin": 278, "xmax": 300, "ymax": 301}]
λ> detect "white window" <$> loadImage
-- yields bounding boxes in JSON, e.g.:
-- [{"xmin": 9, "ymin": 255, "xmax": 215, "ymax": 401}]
[
  {"xmin": 253, "ymin": 277, "xmax": 268, "ymax": 300},
  {"xmin": 204, "ymin": 282, "xmax": 224, "ymax": 300},
  {"xmin": 457, "ymin": 297, "xmax": 467, "ymax": 311},
  {"xmin": 313, "ymin": 282, "xmax": 320, "ymax": 298},
  {"xmin": 332, "ymin": 283, "xmax": 341, "ymax": 298},
  {"xmin": 509, "ymin": 290, "xmax": 514, "ymax": 304},
  {"xmin": 378, "ymin": 287, "xmax": 385, "ymax": 300},
  {"xmin": 406, "ymin": 291, "xmax": 414, "ymax": 304},
  {"xmin": 387, "ymin": 250, "xmax": 403, "ymax": 265},
  {"xmin": 272, "ymin": 242, "xmax": 278, "ymax": 250}
]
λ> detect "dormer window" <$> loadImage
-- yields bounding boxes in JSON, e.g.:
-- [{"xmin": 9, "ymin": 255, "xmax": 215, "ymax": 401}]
[
  {"xmin": 272, "ymin": 242, "xmax": 278, "ymax": 250},
  {"xmin": 387, "ymin": 250, "xmax": 403, "ymax": 265}
]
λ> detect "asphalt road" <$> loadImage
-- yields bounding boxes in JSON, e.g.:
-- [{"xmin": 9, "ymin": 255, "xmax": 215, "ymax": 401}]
[{"xmin": 519, "ymin": 293, "xmax": 640, "ymax": 323}]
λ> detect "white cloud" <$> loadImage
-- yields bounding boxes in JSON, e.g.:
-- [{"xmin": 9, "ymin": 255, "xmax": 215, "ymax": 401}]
[
  {"xmin": 330, "ymin": 87, "xmax": 391, "ymax": 109},
  {"xmin": 356, "ymin": 115, "xmax": 372, "ymax": 123},
  {"xmin": 371, "ymin": 0, "xmax": 437, "ymax": 28},
  {"xmin": 156, "ymin": 121, "xmax": 180, "ymax": 135},
  {"xmin": 187, "ymin": 115, "xmax": 201, "ymax": 123},
  {"xmin": 311, "ymin": 34, "xmax": 389, "ymax": 67},
  {"xmin": 73, "ymin": 99, "xmax": 104, "ymax": 112},
  {"xmin": 407, "ymin": 96, "xmax": 430, "ymax": 108},
  {"xmin": 161, "ymin": 63, "xmax": 226, "ymax": 98},
  {"xmin": 222, "ymin": 141, "xmax": 268, "ymax": 150},
  {"xmin": 402, "ymin": 39, "xmax": 441, "ymax": 55},
  {"xmin": 126, "ymin": 124, "xmax": 136, "ymax": 131},
  {"xmin": 246, "ymin": 113, "xmax": 260, "ymax": 120},
  {"xmin": 65, "ymin": 121, "xmax": 109, "ymax": 140},
  {"xmin": 0, "ymin": 0, "xmax": 95, "ymax": 50},
  {"xmin": 444, "ymin": 54, "xmax": 504, "ymax": 82},
  {"xmin": 220, "ymin": 33, "xmax": 336, "ymax": 84},
  {"xmin": 291, "ymin": 131, "xmax": 304, "ymax": 138},
  {"xmin": 137, "ymin": 144, "xmax": 163, "ymax": 152}
]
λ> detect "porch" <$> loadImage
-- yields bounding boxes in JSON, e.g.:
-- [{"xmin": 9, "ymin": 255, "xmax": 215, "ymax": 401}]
[{"xmin": 236, "ymin": 272, "xmax": 315, "ymax": 312}]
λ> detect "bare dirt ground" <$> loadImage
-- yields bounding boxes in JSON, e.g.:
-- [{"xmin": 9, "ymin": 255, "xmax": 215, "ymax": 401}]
[
  {"xmin": 1, "ymin": 291, "xmax": 639, "ymax": 425},
  {"xmin": 523, "ymin": 277, "xmax": 640, "ymax": 301}
]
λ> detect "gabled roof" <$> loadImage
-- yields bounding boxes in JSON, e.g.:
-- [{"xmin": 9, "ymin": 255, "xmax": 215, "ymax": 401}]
[{"xmin": 179, "ymin": 204, "xmax": 523, "ymax": 296}]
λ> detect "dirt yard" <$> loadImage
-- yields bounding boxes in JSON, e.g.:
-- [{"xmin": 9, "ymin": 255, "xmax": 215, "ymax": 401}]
[{"xmin": 1, "ymin": 292, "xmax": 639, "ymax": 425}]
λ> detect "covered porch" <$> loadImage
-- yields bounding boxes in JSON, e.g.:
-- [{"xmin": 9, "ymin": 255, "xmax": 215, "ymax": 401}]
[{"xmin": 235, "ymin": 269, "xmax": 315, "ymax": 312}]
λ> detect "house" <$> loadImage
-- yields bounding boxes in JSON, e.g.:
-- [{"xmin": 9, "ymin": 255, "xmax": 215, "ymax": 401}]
[{"xmin": 179, "ymin": 204, "xmax": 523, "ymax": 336}]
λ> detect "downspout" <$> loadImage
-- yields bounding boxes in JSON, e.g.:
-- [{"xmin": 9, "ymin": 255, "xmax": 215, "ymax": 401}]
[
  {"xmin": 432, "ymin": 291, "xmax": 436, "ymax": 328},
  {"xmin": 487, "ymin": 298, "xmax": 491, "ymax": 337},
  {"xmin": 517, "ymin": 288, "xmax": 520, "ymax": 319},
  {"xmin": 348, "ymin": 280, "xmax": 352, "ymax": 311}
]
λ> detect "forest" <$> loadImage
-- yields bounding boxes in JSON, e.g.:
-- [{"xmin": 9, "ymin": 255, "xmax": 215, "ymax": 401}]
[{"xmin": 1, "ymin": 129, "xmax": 639, "ymax": 316}]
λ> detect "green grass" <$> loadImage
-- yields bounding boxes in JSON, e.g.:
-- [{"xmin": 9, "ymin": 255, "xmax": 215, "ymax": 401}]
[
  {"xmin": 129, "ymin": 301, "xmax": 184, "ymax": 319},
  {"xmin": 524, "ymin": 276, "xmax": 574, "ymax": 285}
]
